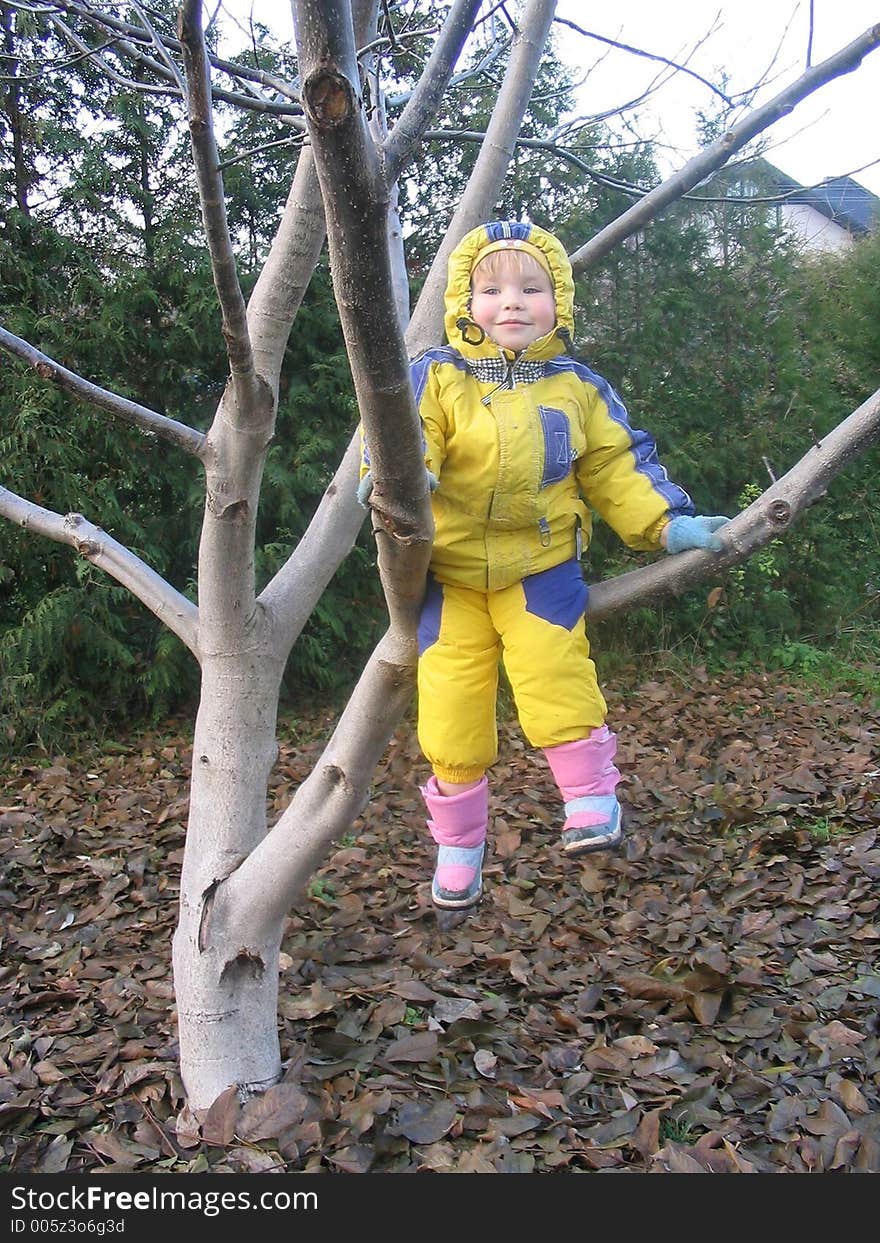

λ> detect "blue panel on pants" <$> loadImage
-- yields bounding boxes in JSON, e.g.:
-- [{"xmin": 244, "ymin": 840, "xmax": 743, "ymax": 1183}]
[
  {"xmin": 522, "ymin": 559, "xmax": 588, "ymax": 631},
  {"xmin": 418, "ymin": 574, "xmax": 444, "ymax": 654}
]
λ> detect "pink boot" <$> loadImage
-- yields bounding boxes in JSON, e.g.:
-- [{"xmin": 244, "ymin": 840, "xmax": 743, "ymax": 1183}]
[
  {"xmin": 420, "ymin": 776, "xmax": 488, "ymax": 909},
  {"xmin": 544, "ymin": 727, "xmax": 622, "ymax": 855}
]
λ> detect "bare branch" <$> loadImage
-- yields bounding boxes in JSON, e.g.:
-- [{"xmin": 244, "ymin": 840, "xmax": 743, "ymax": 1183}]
[
  {"xmin": 260, "ymin": 435, "xmax": 362, "ymax": 656},
  {"xmin": 359, "ymin": 1, "xmax": 411, "ymax": 326},
  {"xmin": 422, "ymin": 126, "xmax": 635, "ymax": 188},
  {"xmin": 357, "ymin": 22, "xmax": 436, "ymax": 59},
  {"xmin": 382, "ymin": 0, "xmax": 485, "ymax": 180},
  {"xmin": 587, "ymin": 388, "xmax": 880, "ymax": 620},
  {"xmin": 10, "ymin": 0, "xmax": 304, "ymax": 107},
  {"xmin": 216, "ymin": 131, "xmax": 304, "ymax": 171},
  {"xmin": 0, "ymin": 35, "xmax": 118, "ymax": 81},
  {"xmin": 48, "ymin": 14, "xmax": 180, "ymax": 99},
  {"xmin": 293, "ymin": 0, "xmax": 433, "ymax": 550},
  {"xmin": 406, "ymin": 0, "xmax": 559, "ymax": 355},
  {"xmin": 245, "ymin": 146, "xmax": 326, "ymax": 399},
  {"xmin": 383, "ymin": 27, "xmax": 506, "ymax": 110},
  {"xmin": 0, "ymin": 325, "xmax": 206, "ymax": 456},
  {"xmin": 130, "ymin": 0, "xmax": 185, "ymax": 92},
  {"xmin": 684, "ymin": 159, "xmax": 880, "ymax": 207},
  {"xmin": 554, "ymin": 15, "xmax": 733, "ymax": 105},
  {"xmin": 806, "ymin": 0, "xmax": 816, "ymax": 69},
  {"xmin": 425, "ymin": 128, "xmax": 880, "ymax": 212},
  {"xmin": 178, "ymin": 0, "xmax": 262, "ymax": 411},
  {"xmin": 568, "ymin": 24, "xmax": 880, "ymax": 272},
  {"xmin": 0, "ymin": 487, "xmax": 200, "ymax": 655}
]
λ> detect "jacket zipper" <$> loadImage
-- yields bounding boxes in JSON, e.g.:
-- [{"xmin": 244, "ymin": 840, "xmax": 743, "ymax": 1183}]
[{"xmin": 480, "ymin": 355, "xmax": 518, "ymax": 406}]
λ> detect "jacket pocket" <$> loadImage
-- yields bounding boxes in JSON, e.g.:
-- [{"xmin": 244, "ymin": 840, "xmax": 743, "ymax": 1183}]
[{"xmin": 539, "ymin": 406, "xmax": 573, "ymax": 488}]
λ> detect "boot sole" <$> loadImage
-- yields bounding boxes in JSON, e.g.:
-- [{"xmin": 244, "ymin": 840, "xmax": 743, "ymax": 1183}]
[
  {"xmin": 562, "ymin": 821, "xmax": 623, "ymax": 856},
  {"xmin": 563, "ymin": 835, "xmax": 621, "ymax": 856},
  {"xmin": 432, "ymin": 886, "xmax": 482, "ymax": 910}
]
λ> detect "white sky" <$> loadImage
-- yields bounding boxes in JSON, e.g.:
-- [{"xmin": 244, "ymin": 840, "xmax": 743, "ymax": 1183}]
[
  {"xmin": 553, "ymin": 0, "xmax": 880, "ymax": 195},
  {"xmin": 216, "ymin": 1, "xmax": 880, "ymax": 195}
]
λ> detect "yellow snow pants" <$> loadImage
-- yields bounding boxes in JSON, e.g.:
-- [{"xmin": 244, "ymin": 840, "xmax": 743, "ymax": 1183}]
[{"xmin": 417, "ymin": 558, "xmax": 607, "ymax": 784}]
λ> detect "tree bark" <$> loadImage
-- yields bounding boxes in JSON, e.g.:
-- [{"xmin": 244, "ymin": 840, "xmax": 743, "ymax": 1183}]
[
  {"xmin": 169, "ymin": 0, "xmax": 285, "ymax": 1105},
  {"xmin": 171, "ymin": 650, "xmax": 287, "ymax": 1103}
]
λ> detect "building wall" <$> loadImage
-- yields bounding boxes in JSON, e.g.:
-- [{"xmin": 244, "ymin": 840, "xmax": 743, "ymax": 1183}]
[{"xmin": 778, "ymin": 203, "xmax": 854, "ymax": 255}]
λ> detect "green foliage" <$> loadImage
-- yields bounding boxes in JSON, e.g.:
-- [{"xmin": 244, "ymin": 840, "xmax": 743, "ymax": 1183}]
[
  {"xmin": 802, "ymin": 812, "xmax": 853, "ymax": 845},
  {"xmin": 0, "ymin": 209, "xmax": 380, "ymax": 748},
  {"xmin": 306, "ymin": 876, "xmax": 336, "ymax": 903},
  {"xmin": 0, "ymin": 198, "xmax": 213, "ymax": 750},
  {"xmin": 0, "ymin": 11, "xmax": 383, "ymax": 752},
  {"xmin": 659, "ymin": 1115, "xmax": 699, "ymax": 1146}
]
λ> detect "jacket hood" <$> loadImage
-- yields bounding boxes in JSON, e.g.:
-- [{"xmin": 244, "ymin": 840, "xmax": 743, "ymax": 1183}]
[{"xmin": 444, "ymin": 220, "xmax": 575, "ymax": 363}]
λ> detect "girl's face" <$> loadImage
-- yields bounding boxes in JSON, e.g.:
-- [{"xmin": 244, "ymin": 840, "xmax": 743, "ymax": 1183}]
[{"xmin": 469, "ymin": 260, "xmax": 556, "ymax": 352}]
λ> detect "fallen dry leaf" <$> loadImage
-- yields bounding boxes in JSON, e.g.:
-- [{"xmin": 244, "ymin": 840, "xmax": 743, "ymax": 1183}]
[{"xmin": 1, "ymin": 669, "xmax": 878, "ymax": 1174}]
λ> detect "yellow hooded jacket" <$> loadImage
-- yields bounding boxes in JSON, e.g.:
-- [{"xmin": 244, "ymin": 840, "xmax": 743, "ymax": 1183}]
[{"xmin": 365, "ymin": 220, "xmax": 694, "ymax": 593}]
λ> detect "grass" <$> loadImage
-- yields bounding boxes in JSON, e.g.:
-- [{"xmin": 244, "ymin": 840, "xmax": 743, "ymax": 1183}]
[
  {"xmin": 659, "ymin": 1115, "xmax": 699, "ymax": 1146},
  {"xmin": 591, "ymin": 624, "xmax": 880, "ymax": 708},
  {"xmin": 306, "ymin": 877, "xmax": 336, "ymax": 903}
]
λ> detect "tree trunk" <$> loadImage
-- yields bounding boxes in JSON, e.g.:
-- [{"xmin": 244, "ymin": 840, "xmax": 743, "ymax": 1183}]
[{"xmin": 172, "ymin": 648, "xmax": 286, "ymax": 1104}]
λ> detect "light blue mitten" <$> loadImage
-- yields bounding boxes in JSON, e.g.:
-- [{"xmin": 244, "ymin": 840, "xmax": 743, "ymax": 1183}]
[
  {"xmin": 357, "ymin": 469, "xmax": 439, "ymax": 509},
  {"xmin": 665, "ymin": 514, "xmax": 729, "ymax": 554},
  {"xmin": 356, "ymin": 471, "xmax": 374, "ymax": 508}
]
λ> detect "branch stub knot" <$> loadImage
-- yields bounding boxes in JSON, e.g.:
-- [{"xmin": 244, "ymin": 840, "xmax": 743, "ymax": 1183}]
[
  {"xmin": 769, "ymin": 500, "xmax": 792, "ymax": 526},
  {"xmin": 303, "ymin": 68, "xmax": 356, "ymax": 128}
]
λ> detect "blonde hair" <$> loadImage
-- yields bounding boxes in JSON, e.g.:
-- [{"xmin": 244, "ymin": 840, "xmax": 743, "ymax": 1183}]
[{"xmin": 471, "ymin": 249, "xmax": 551, "ymax": 285}]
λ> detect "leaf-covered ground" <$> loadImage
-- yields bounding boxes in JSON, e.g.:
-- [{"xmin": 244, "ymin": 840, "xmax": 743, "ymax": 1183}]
[{"xmin": 1, "ymin": 669, "xmax": 879, "ymax": 1175}]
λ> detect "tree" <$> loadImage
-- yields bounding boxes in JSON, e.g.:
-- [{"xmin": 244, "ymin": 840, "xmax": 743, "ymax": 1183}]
[{"xmin": 1, "ymin": 0, "xmax": 878, "ymax": 1110}]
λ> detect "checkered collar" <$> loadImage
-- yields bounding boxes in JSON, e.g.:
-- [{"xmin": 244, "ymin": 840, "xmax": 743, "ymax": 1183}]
[{"xmin": 465, "ymin": 355, "xmax": 548, "ymax": 387}]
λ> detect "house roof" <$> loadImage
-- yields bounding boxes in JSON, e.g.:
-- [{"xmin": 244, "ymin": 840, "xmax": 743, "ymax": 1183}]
[{"xmin": 760, "ymin": 160, "xmax": 880, "ymax": 234}]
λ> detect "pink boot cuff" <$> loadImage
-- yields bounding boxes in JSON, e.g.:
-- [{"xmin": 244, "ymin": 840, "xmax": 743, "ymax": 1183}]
[
  {"xmin": 543, "ymin": 728, "xmax": 620, "ymax": 796},
  {"xmin": 420, "ymin": 775, "xmax": 488, "ymax": 848}
]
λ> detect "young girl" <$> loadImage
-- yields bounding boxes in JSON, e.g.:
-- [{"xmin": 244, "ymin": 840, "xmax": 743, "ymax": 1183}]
[{"xmin": 361, "ymin": 220, "xmax": 727, "ymax": 909}]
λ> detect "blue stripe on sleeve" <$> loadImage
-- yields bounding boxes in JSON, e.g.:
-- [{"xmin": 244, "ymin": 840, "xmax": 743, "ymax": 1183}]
[
  {"xmin": 545, "ymin": 356, "xmax": 694, "ymax": 515},
  {"xmin": 409, "ymin": 347, "xmax": 468, "ymax": 407}
]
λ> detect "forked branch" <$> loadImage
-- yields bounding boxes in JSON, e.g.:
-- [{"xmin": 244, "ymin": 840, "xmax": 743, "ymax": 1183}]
[{"xmin": 383, "ymin": 0, "xmax": 485, "ymax": 180}]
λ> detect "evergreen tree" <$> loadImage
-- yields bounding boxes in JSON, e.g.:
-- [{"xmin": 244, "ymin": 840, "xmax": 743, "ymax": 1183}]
[{"xmin": 0, "ymin": 6, "xmax": 376, "ymax": 749}]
